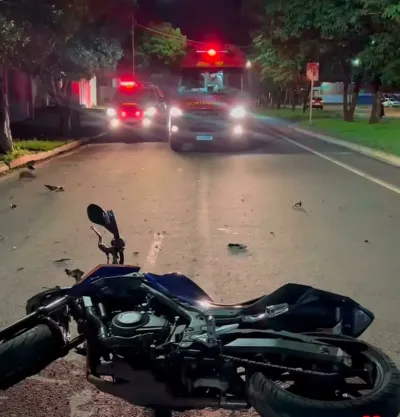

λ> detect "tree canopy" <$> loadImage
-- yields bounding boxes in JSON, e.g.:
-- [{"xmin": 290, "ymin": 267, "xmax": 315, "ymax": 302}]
[
  {"xmin": 248, "ymin": 0, "xmax": 400, "ymax": 121},
  {"xmin": 136, "ymin": 22, "xmax": 187, "ymax": 68}
]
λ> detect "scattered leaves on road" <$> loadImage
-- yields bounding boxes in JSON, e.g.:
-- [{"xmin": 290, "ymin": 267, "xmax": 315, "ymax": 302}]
[
  {"xmin": 65, "ymin": 268, "xmax": 84, "ymax": 281},
  {"xmin": 293, "ymin": 201, "xmax": 302, "ymax": 208},
  {"xmin": 45, "ymin": 184, "xmax": 64, "ymax": 192},
  {"xmin": 227, "ymin": 243, "xmax": 247, "ymax": 253},
  {"xmin": 53, "ymin": 258, "xmax": 71, "ymax": 263}
]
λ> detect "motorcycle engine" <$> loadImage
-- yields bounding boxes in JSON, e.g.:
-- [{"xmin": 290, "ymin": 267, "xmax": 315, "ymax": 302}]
[{"xmin": 109, "ymin": 310, "xmax": 170, "ymax": 338}]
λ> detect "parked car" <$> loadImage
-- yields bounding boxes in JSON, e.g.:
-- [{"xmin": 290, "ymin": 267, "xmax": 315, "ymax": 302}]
[
  {"xmin": 382, "ymin": 97, "xmax": 400, "ymax": 107},
  {"xmin": 305, "ymin": 97, "xmax": 324, "ymax": 110}
]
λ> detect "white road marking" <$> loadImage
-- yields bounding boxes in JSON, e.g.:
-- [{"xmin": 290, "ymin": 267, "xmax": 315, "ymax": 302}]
[
  {"xmin": 281, "ymin": 135, "xmax": 400, "ymax": 195},
  {"xmin": 143, "ymin": 232, "xmax": 165, "ymax": 271},
  {"xmin": 197, "ymin": 168, "xmax": 215, "ymax": 297}
]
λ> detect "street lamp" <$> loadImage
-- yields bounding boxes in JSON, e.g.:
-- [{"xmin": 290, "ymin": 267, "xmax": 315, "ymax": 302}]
[
  {"xmin": 351, "ymin": 58, "xmax": 361, "ymax": 67},
  {"xmin": 246, "ymin": 61, "xmax": 252, "ymax": 69}
]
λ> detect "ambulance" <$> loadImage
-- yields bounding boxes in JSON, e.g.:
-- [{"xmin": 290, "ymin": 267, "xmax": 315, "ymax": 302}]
[{"xmin": 168, "ymin": 45, "xmax": 255, "ymax": 151}]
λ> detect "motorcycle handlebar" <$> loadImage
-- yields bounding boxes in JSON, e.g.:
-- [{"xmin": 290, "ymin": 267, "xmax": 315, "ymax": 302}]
[{"xmin": 0, "ymin": 324, "xmax": 65, "ymax": 390}]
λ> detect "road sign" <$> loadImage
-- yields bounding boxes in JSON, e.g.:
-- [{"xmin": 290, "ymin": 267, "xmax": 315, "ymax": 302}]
[{"xmin": 306, "ymin": 62, "xmax": 319, "ymax": 81}]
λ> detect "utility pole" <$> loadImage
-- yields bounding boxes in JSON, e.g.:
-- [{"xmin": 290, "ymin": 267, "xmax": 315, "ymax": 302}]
[{"xmin": 131, "ymin": 14, "xmax": 135, "ymax": 77}]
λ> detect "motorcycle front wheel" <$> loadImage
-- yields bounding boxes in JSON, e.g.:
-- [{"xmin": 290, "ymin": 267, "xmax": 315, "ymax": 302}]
[{"xmin": 247, "ymin": 337, "xmax": 400, "ymax": 417}]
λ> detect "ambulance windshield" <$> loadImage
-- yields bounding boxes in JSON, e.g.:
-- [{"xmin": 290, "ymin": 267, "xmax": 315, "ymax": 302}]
[{"xmin": 179, "ymin": 69, "xmax": 243, "ymax": 94}]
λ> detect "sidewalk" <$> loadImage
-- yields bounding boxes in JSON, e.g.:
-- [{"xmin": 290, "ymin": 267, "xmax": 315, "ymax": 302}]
[{"xmin": 259, "ymin": 107, "xmax": 400, "ymax": 166}]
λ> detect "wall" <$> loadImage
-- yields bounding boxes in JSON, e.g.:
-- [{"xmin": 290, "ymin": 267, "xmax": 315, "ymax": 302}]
[
  {"xmin": 317, "ymin": 82, "xmax": 373, "ymax": 105},
  {"xmin": 7, "ymin": 68, "xmax": 33, "ymax": 122}
]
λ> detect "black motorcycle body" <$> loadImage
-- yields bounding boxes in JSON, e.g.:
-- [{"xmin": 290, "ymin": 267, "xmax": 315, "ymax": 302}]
[{"xmin": 0, "ymin": 204, "xmax": 398, "ymax": 417}]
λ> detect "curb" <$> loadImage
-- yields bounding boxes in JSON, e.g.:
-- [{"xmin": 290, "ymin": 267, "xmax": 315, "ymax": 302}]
[
  {"xmin": 0, "ymin": 133, "xmax": 103, "ymax": 174},
  {"xmin": 292, "ymin": 127, "xmax": 400, "ymax": 168}
]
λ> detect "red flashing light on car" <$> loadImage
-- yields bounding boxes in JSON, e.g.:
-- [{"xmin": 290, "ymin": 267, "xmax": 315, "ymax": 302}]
[{"xmin": 207, "ymin": 49, "xmax": 216, "ymax": 57}]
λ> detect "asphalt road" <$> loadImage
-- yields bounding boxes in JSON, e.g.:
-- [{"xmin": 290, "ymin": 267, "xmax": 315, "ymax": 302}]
[{"xmin": 0, "ymin": 120, "xmax": 400, "ymax": 417}]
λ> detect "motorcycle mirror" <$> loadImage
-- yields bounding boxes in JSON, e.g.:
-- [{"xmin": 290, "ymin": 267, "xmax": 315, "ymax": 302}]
[
  {"xmin": 86, "ymin": 203, "xmax": 117, "ymax": 234},
  {"xmin": 87, "ymin": 204, "xmax": 108, "ymax": 226}
]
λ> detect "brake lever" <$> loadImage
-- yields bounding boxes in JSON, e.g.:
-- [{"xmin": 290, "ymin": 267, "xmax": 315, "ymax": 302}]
[
  {"xmin": 90, "ymin": 226, "xmax": 114, "ymax": 263},
  {"xmin": 90, "ymin": 226, "xmax": 125, "ymax": 264}
]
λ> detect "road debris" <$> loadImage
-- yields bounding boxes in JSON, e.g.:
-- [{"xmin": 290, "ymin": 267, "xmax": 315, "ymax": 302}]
[
  {"xmin": 365, "ymin": 239, "xmax": 369, "ymax": 244},
  {"xmin": 65, "ymin": 268, "xmax": 84, "ymax": 281},
  {"xmin": 45, "ymin": 184, "xmax": 64, "ymax": 192},
  {"xmin": 53, "ymin": 258, "xmax": 71, "ymax": 263},
  {"xmin": 10, "ymin": 204, "xmax": 17, "ymax": 209},
  {"xmin": 270, "ymin": 231, "xmax": 275, "ymax": 237},
  {"xmin": 293, "ymin": 201, "xmax": 302, "ymax": 209},
  {"xmin": 227, "ymin": 243, "xmax": 247, "ymax": 253}
]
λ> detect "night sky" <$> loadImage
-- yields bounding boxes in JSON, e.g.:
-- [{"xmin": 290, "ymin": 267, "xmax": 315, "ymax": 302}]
[{"xmin": 137, "ymin": 0, "xmax": 250, "ymax": 46}]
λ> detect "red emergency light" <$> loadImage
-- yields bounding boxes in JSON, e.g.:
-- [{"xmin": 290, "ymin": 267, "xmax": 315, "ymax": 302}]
[
  {"xmin": 120, "ymin": 80, "xmax": 136, "ymax": 88},
  {"xmin": 207, "ymin": 49, "xmax": 216, "ymax": 56}
]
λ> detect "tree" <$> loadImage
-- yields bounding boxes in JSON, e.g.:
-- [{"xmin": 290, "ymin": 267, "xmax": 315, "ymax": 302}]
[
  {"xmin": 0, "ymin": 14, "xmax": 28, "ymax": 152},
  {"xmin": 248, "ymin": 0, "xmax": 371, "ymax": 121},
  {"xmin": 252, "ymin": 35, "xmax": 307, "ymax": 109},
  {"xmin": 136, "ymin": 22, "xmax": 186, "ymax": 69},
  {"xmin": 0, "ymin": 0, "xmax": 124, "ymax": 145},
  {"xmin": 42, "ymin": 25, "xmax": 123, "ymax": 135},
  {"xmin": 357, "ymin": 1, "xmax": 400, "ymax": 123}
]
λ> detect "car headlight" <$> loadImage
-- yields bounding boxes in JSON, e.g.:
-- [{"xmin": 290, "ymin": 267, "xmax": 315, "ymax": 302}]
[
  {"xmin": 144, "ymin": 107, "xmax": 157, "ymax": 117},
  {"xmin": 230, "ymin": 106, "xmax": 246, "ymax": 118},
  {"xmin": 106, "ymin": 108, "xmax": 117, "ymax": 117},
  {"xmin": 170, "ymin": 106, "xmax": 183, "ymax": 117}
]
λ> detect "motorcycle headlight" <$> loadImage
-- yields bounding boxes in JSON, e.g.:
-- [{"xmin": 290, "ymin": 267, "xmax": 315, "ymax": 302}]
[
  {"xmin": 170, "ymin": 106, "xmax": 183, "ymax": 117},
  {"xmin": 106, "ymin": 107, "xmax": 117, "ymax": 117},
  {"xmin": 230, "ymin": 106, "xmax": 246, "ymax": 118},
  {"xmin": 144, "ymin": 107, "xmax": 157, "ymax": 117}
]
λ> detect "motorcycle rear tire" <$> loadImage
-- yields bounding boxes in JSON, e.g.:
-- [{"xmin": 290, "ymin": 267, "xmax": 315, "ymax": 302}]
[{"xmin": 247, "ymin": 340, "xmax": 400, "ymax": 417}]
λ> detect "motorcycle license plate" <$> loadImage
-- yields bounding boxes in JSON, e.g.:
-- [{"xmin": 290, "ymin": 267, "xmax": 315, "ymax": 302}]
[{"xmin": 196, "ymin": 135, "xmax": 213, "ymax": 141}]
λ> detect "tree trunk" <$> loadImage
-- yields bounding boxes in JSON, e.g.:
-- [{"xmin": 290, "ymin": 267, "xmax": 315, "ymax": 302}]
[
  {"xmin": 348, "ymin": 78, "xmax": 361, "ymax": 121},
  {"xmin": 291, "ymin": 88, "xmax": 296, "ymax": 111},
  {"xmin": 343, "ymin": 79, "xmax": 361, "ymax": 122},
  {"xmin": 284, "ymin": 88, "xmax": 289, "ymax": 107},
  {"xmin": 369, "ymin": 80, "xmax": 382, "ymax": 124},
  {"xmin": 50, "ymin": 78, "xmax": 73, "ymax": 137},
  {"xmin": 0, "ymin": 69, "xmax": 13, "ymax": 154}
]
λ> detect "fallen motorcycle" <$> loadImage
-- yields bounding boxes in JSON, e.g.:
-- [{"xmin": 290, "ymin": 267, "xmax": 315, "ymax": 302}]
[{"xmin": 0, "ymin": 204, "xmax": 399, "ymax": 417}]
